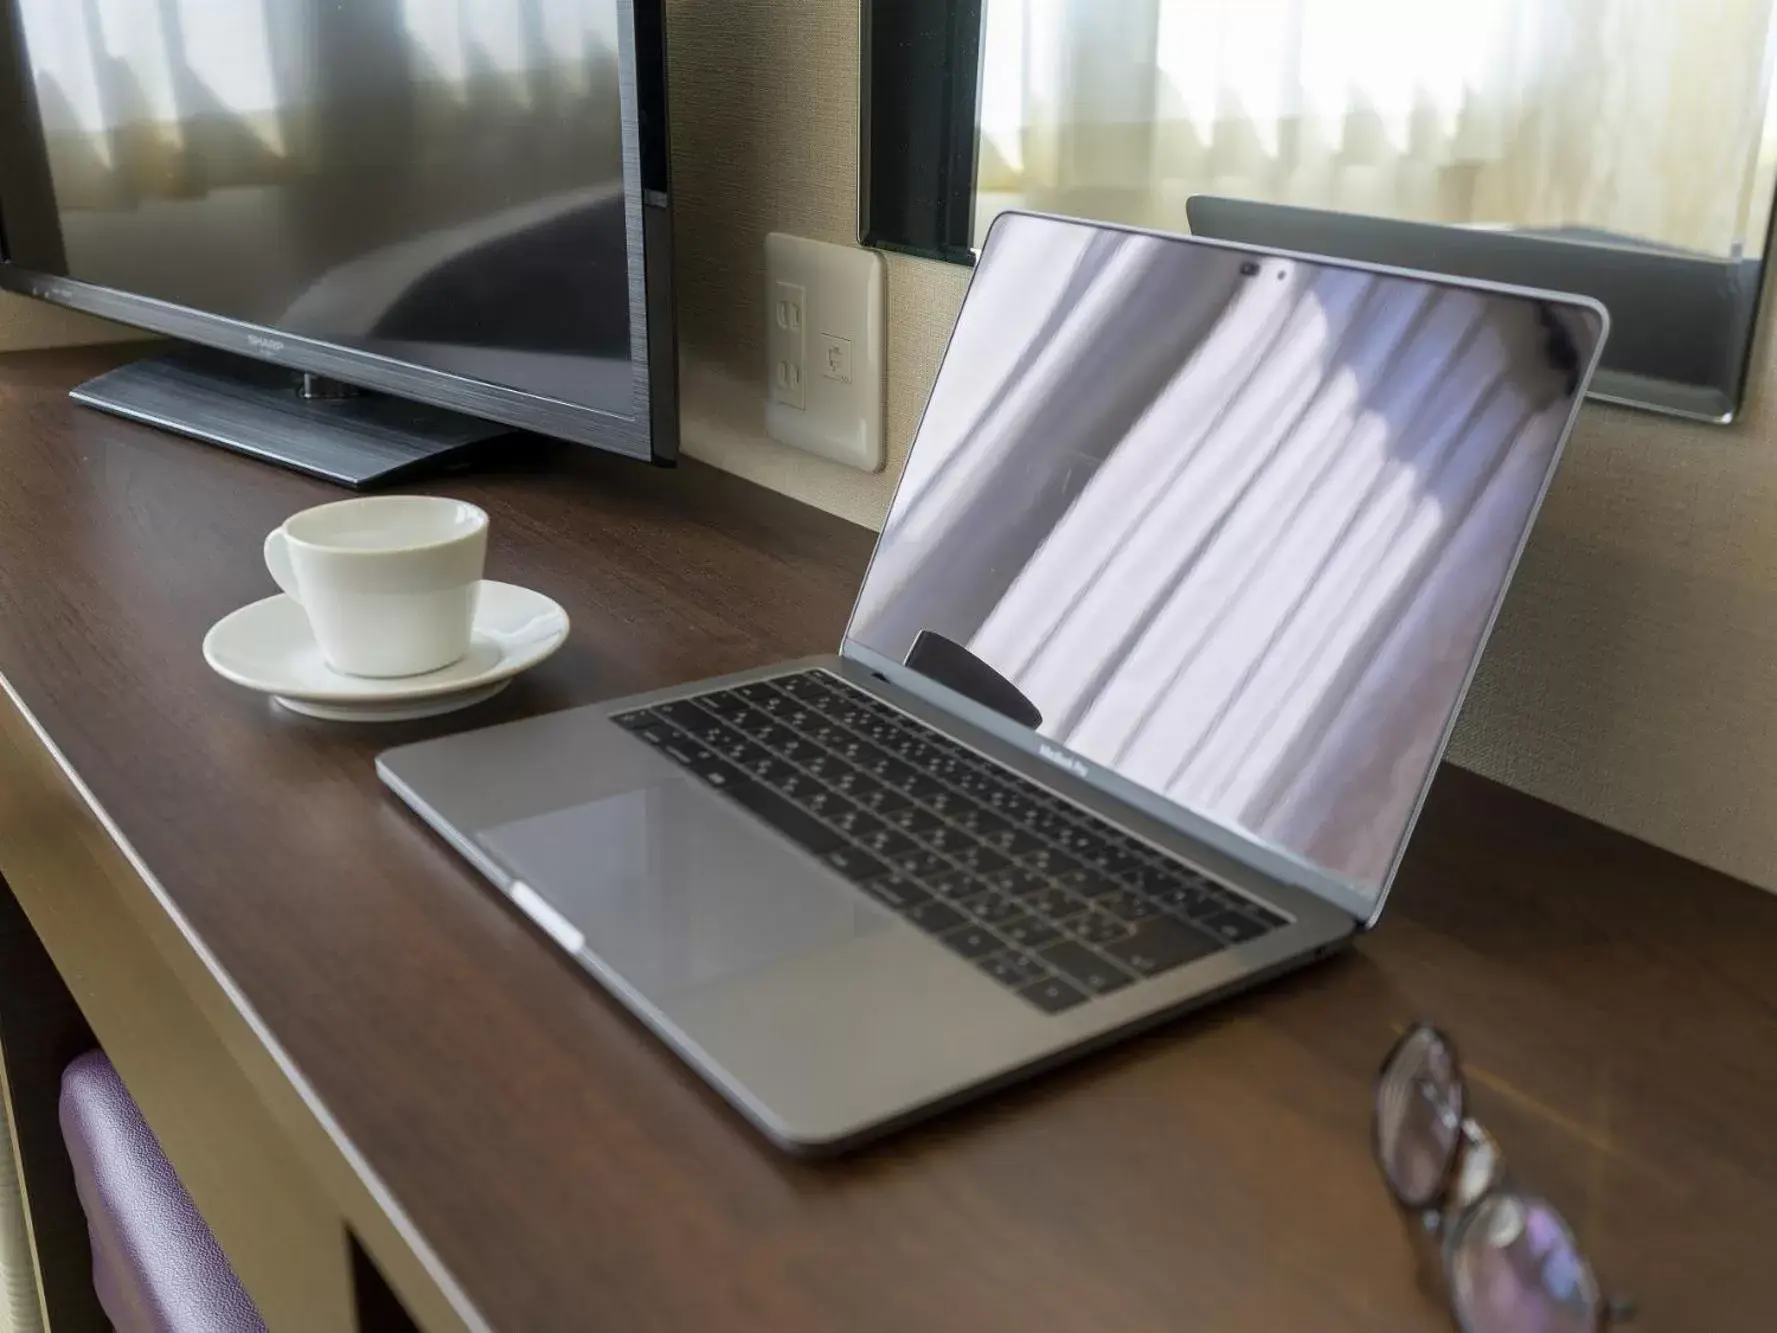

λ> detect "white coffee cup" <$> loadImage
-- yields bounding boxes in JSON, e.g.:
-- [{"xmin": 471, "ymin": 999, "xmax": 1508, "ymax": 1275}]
[{"xmin": 263, "ymin": 495, "xmax": 489, "ymax": 678}]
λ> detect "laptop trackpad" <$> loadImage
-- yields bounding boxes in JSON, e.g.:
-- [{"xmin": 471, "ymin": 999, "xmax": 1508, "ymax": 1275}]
[{"xmin": 476, "ymin": 778, "xmax": 890, "ymax": 1000}]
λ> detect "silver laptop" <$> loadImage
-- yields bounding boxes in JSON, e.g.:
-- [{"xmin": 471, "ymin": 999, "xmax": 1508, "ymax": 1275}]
[{"xmin": 379, "ymin": 211, "xmax": 1608, "ymax": 1154}]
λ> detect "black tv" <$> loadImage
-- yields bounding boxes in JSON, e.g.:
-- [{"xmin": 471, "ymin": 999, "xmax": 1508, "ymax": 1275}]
[{"xmin": 0, "ymin": 0, "xmax": 676, "ymax": 486}]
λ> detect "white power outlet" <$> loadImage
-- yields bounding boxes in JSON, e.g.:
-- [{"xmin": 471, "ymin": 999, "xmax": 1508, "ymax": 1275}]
[
  {"xmin": 770, "ymin": 279, "xmax": 807, "ymax": 410},
  {"xmin": 764, "ymin": 233, "xmax": 884, "ymax": 472}
]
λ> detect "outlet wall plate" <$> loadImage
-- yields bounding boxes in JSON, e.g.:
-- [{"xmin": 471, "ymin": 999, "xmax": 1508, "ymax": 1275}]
[{"xmin": 764, "ymin": 233, "xmax": 885, "ymax": 472}]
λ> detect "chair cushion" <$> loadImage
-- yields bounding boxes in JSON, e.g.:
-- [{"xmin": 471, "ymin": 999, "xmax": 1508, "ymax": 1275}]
[{"xmin": 58, "ymin": 1052, "xmax": 264, "ymax": 1333}]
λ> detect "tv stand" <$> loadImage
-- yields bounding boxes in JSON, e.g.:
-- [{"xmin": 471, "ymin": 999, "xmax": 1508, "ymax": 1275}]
[{"xmin": 70, "ymin": 348, "xmax": 511, "ymax": 488}]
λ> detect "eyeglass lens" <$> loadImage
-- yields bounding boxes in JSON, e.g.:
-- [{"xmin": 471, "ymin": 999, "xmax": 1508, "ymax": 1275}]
[
  {"xmin": 1447, "ymin": 1192, "xmax": 1601, "ymax": 1333},
  {"xmin": 1375, "ymin": 1025, "xmax": 1463, "ymax": 1209}
]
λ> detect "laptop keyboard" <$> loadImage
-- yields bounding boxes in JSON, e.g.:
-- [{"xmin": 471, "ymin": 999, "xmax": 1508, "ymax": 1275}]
[{"xmin": 612, "ymin": 669, "xmax": 1288, "ymax": 1014}]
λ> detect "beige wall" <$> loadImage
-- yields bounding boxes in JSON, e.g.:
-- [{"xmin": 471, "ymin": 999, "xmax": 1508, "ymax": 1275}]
[
  {"xmin": 1449, "ymin": 339, "xmax": 1777, "ymax": 890},
  {"xmin": 664, "ymin": 0, "xmax": 1777, "ymax": 894}
]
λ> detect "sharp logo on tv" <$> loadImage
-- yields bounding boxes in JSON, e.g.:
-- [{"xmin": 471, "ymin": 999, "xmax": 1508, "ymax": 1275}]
[
  {"xmin": 246, "ymin": 334, "xmax": 286, "ymax": 354},
  {"xmin": 1038, "ymin": 744, "xmax": 1088, "ymax": 779}
]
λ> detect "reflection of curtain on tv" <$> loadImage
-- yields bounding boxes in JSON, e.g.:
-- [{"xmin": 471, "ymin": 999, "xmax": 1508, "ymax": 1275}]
[
  {"xmin": 14, "ymin": 0, "xmax": 621, "ymax": 210},
  {"xmin": 18, "ymin": 0, "xmax": 289, "ymax": 206},
  {"xmin": 978, "ymin": 0, "xmax": 1777, "ymax": 257}
]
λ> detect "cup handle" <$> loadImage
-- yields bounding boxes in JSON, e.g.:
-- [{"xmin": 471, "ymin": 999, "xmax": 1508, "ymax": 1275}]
[{"xmin": 264, "ymin": 529, "xmax": 301, "ymax": 604}]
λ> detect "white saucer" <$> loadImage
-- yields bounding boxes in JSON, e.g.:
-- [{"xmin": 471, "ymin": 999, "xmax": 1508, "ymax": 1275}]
[
  {"xmin": 203, "ymin": 581, "xmax": 569, "ymax": 723},
  {"xmin": 272, "ymin": 680, "xmax": 512, "ymax": 723}
]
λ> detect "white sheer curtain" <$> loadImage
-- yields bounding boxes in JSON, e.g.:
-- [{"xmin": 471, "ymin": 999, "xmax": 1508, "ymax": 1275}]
[{"xmin": 978, "ymin": 0, "xmax": 1777, "ymax": 257}]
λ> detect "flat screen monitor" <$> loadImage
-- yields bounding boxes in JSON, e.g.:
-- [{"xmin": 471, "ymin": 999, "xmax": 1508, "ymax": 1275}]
[{"xmin": 0, "ymin": 0, "xmax": 675, "ymax": 483}]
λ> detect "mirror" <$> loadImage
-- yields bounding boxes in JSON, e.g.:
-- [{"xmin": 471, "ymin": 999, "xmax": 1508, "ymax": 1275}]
[{"xmin": 862, "ymin": 0, "xmax": 1777, "ymax": 422}]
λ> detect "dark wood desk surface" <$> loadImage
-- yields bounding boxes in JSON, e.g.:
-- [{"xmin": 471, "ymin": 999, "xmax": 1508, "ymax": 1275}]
[{"xmin": 0, "ymin": 345, "xmax": 1773, "ymax": 1332}]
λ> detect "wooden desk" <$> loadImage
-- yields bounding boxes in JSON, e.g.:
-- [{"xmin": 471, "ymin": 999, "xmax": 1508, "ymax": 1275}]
[{"xmin": 0, "ymin": 345, "xmax": 1772, "ymax": 1332}]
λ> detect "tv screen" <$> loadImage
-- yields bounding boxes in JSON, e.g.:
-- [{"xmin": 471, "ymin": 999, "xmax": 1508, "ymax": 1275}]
[{"xmin": 0, "ymin": 0, "xmax": 673, "ymax": 464}]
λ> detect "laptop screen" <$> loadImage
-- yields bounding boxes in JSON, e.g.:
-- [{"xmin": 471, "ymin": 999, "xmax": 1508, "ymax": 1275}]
[{"xmin": 846, "ymin": 212, "xmax": 1604, "ymax": 901}]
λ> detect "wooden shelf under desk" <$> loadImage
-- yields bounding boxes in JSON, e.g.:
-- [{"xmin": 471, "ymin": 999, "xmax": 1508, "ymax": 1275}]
[{"xmin": 0, "ymin": 345, "xmax": 1773, "ymax": 1332}]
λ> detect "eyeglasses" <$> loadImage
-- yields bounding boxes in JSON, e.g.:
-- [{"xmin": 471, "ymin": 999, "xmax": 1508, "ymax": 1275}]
[{"xmin": 1372, "ymin": 1024, "xmax": 1635, "ymax": 1333}]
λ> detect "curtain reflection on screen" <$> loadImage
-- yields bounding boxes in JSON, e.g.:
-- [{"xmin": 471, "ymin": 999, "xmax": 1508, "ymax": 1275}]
[
  {"xmin": 850, "ymin": 215, "xmax": 1596, "ymax": 893},
  {"xmin": 5, "ymin": 0, "xmax": 633, "ymax": 410},
  {"xmin": 16, "ymin": 0, "xmax": 622, "ymax": 207}
]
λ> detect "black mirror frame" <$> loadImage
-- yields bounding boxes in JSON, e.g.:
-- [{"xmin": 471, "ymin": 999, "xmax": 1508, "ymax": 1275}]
[{"xmin": 860, "ymin": 0, "xmax": 983, "ymax": 267}]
